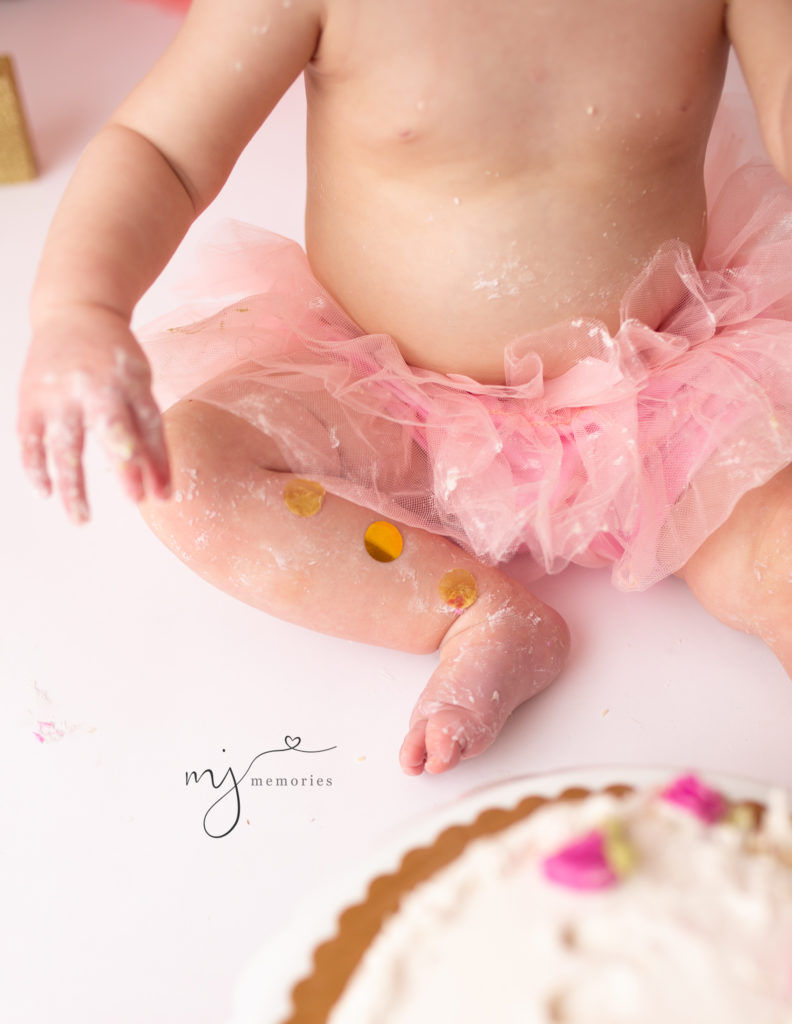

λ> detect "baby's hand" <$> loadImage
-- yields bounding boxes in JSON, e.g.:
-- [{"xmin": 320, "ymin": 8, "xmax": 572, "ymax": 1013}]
[{"xmin": 17, "ymin": 305, "xmax": 171, "ymax": 522}]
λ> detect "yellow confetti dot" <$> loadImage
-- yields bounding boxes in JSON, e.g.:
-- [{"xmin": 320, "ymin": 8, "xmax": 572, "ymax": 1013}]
[
  {"xmin": 364, "ymin": 521, "xmax": 404, "ymax": 562},
  {"xmin": 283, "ymin": 479, "xmax": 326, "ymax": 517},
  {"xmin": 724, "ymin": 803, "xmax": 759, "ymax": 832},
  {"xmin": 438, "ymin": 568, "xmax": 478, "ymax": 611},
  {"xmin": 602, "ymin": 819, "xmax": 637, "ymax": 879}
]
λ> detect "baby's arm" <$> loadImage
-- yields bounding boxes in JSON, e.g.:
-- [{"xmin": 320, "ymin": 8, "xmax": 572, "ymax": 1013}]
[
  {"xmin": 726, "ymin": 0, "xmax": 792, "ymax": 182},
  {"xmin": 18, "ymin": 0, "xmax": 322, "ymax": 521}
]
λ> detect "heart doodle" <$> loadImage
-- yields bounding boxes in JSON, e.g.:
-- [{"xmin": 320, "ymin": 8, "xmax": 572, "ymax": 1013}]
[{"xmin": 284, "ymin": 735, "xmax": 302, "ymax": 749}]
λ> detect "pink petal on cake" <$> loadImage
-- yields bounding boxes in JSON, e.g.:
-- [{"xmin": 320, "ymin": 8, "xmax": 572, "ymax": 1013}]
[
  {"xmin": 661, "ymin": 774, "xmax": 726, "ymax": 824},
  {"xmin": 542, "ymin": 831, "xmax": 618, "ymax": 891}
]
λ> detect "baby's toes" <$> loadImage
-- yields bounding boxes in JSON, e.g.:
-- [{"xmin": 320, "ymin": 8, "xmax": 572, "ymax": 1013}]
[
  {"xmin": 399, "ymin": 713, "xmax": 465, "ymax": 775},
  {"xmin": 399, "ymin": 720, "xmax": 430, "ymax": 776},
  {"xmin": 401, "ymin": 705, "xmax": 501, "ymax": 776},
  {"xmin": 424, "ymin": 708, "xmax": 490, "ymax": 773}
]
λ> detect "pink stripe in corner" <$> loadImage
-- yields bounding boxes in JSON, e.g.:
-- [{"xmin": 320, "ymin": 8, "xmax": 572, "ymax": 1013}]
[{"xmin": 128, "ymin": 0, "xmax": 191, "ymax": 13}]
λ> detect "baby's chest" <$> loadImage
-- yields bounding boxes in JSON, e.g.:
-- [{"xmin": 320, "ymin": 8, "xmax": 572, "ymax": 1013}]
[{"xmin": 315, "ymin": 0, "xmax": 728, "ymax": 160}]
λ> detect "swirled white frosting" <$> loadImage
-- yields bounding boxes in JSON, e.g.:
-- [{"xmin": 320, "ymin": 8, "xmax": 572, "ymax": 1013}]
[{"xmin": 328, "ymin": 787, "xmax": 792, "ymax": 1024}]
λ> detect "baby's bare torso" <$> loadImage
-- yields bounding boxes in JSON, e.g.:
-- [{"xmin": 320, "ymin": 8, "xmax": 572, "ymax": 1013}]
[{"xmin": 304, "ymin": 0, "xmax": 729, "ymax": 381}]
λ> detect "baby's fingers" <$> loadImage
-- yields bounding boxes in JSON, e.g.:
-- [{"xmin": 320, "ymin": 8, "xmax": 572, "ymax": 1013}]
[
  {"xmin": 95, "ymin": 408, "xmax": 147, "ymax": 504},
  {"xmin": 18, "ymin": 412, "xmax": 52, "ymax": 498},
  {"xmin": 94, "ymin": 394, "xmax": 170, "ymax": 504},
  {"xmin": 47, "ymin": 409, "xmax": 89, "ymax": 524},
  {"xmin": 133, "ymin": 397, "xmax": 171, "ymax": 500}
]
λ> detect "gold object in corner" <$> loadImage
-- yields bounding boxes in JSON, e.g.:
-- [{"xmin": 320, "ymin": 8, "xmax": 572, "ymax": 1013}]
[{"xmin": 0, "ymin": 56, "xmax": 36, "ymax": 183}]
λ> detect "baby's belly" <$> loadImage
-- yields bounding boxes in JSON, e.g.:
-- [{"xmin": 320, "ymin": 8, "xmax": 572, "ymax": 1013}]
[{"xmin": 305, "ymin": 165, "xmax": 708, "ymax": 383}]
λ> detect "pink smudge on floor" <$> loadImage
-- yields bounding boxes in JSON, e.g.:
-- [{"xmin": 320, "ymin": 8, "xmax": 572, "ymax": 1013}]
[
  {"xmin": 33, "ymin": 720, "xmax": 72, "ymax": 744},
  {"xmin": 29, "ymin": 684, "xmax": 95, "ymax": 743}
]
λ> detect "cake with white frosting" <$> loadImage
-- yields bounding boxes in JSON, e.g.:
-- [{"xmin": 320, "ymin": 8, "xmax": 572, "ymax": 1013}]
[{"xmin": 286, "ymin": 775, "xmax": 792, "ymax": 1023}]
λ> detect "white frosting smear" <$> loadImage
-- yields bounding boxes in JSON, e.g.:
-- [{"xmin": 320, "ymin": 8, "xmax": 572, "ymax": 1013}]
[{"xmin": 328, "ymin": 790, "xmax": 792, "ymax": 1023}]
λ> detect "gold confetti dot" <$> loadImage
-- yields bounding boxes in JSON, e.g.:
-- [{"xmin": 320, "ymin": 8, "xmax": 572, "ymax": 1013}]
[
  {"xmin": 725, "ymin": 803, "xmax": 759, "ymax": 831},
  {"xmin": 0, "ymin": 57, "xmax": 37, "ymax": 183},
  {"xmin": 438, "ymin": 568, "xmax": 478, "ymax": 611},
  {"xmin": 283, "ymin": 478, "xmax": 326, "ymax": 517},
  {"xmin": 602, "ymin": 819, "xmax": 637, "ymax": 879},
  {"xmin": 364, "ymin": 521, "xmax": 404, "ymax": 562}
]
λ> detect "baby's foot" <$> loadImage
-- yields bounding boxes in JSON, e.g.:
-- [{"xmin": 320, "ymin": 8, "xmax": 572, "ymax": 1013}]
[{"xmin": 399, "ymin": 593, "xmax": 569, "ymax": 775}]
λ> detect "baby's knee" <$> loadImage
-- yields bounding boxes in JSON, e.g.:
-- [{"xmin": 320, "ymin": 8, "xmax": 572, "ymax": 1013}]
[
  {"xmin": 753, "ymin": 533, "xmax": 792, "ymax": 635},
  {"xmin": 750, "ymin": 467, "xmax": 792, "ymax": 592},
  {"xmin": 164, "ymin": 397, "xmax": 292, "ymax": 475}
]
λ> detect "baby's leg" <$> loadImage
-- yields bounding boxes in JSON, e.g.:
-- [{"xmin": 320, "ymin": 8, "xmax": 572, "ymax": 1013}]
[
  {"xmin": 678, "ymin": 464, "xmax": 792, "ymax": 675},
  {"xmin": 140, "ymin": 398, "xmax": 569, "ymax": 774}
]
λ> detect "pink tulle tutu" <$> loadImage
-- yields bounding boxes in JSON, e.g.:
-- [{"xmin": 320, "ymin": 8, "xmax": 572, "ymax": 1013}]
[{"xmin": 141, "ymin": 97, "xmax": 792, "ymax": 591}]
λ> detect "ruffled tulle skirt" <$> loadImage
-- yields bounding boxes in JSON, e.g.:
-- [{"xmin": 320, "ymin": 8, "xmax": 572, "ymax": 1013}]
[{"xmin": 141, "ymin": 96, "xmax": 792, "ymax": 591}]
